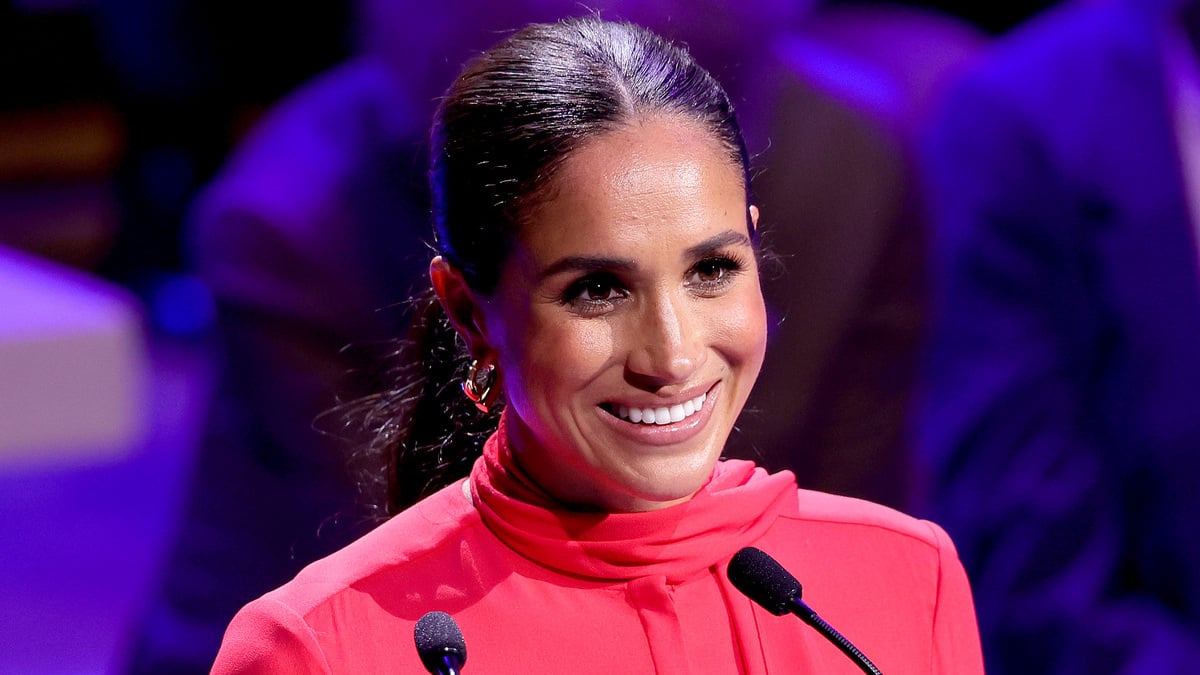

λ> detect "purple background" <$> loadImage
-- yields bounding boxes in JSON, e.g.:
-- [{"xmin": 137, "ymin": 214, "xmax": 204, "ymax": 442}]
[{"xmin": 0, "ymin": 1, "xmax": 1058, "ymax": 672}]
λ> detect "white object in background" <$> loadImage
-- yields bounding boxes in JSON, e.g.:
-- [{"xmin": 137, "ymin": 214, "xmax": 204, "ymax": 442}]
[{"xmin": 0, "ymin": 244, "xmax": 147, "ymax": 466}]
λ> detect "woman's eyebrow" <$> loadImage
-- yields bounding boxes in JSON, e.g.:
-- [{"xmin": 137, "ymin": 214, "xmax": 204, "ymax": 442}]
[
  {"xmin": 537, "ymin": 230, "xmax": 750, "ymax": 280},
  {"xmin": 684, "ymin": 230, "xmax": 751, "ymax": 258},
  {"xmin": 538, "ymin": 255, "xmax": 636, "ymax": 280}
]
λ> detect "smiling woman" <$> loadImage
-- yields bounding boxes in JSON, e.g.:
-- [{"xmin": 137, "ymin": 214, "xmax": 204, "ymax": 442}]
[
  {"xmin": 211, "ymin": 17, "xmax": 983, "ymax": 674},
  {"xmin": 442, "ymin": 115, "xmax": 768, "ymax": 513}
]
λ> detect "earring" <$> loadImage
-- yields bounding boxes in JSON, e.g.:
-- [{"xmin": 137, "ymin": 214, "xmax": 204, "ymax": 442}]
[{"xmin": 462, "ymin": 360, "xmax": 497, "ymax": 413}]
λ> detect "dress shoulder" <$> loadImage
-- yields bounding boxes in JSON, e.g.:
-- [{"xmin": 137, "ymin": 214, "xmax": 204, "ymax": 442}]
[
  {"xmin": 790, "ymin": 488, "xmax": 957, "ymax": 554},
  {"xmin": 252, "ymin": 479, "xmax": 478, "ymax": 617}
]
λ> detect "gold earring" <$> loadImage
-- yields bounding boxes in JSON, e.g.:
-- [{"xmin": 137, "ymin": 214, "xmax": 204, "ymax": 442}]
[{"xmin": 462, "ymin": 360, "xmax": 497, "ymax": 413}]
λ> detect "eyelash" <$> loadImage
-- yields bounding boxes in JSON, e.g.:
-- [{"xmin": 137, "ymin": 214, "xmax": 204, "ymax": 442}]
[
  {"xmin": 686, "ymin": 254, "xmax": 747, "ymax": 295},
  {"xmin": 560, "ymin": 254, "xmax": 749, "ymax": 315},
  {"xmin": 561, "ymin": 273, "xmax": 627, "ymax": 315}
]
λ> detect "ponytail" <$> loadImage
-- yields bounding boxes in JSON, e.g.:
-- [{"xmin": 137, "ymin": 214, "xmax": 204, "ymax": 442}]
[{"xmin": 348, "ymin": 287, "xmax": 500, "ymax": 518}]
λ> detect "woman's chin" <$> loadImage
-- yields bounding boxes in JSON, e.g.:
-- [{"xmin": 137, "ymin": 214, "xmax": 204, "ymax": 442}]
[{"xmin": 600, "ymin": 463, "xmax": 718, "ymax": 512}]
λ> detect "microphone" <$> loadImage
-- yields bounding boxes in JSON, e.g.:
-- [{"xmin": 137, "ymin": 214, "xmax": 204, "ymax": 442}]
[
  {"xmin": 413, "ymin": 611, "xmax": 467, "ymax": 675},
  {"xmin": 728, "ymin": 546, "xmax": 883, "ymax": 675}
]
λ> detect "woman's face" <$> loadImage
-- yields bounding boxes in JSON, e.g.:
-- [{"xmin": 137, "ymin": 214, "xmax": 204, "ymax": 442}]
[{"xmin": 477, "ymin": 116, "xmax": 768, "ymax": 512}]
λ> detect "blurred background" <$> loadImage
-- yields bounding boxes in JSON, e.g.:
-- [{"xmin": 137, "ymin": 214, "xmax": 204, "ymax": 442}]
[
  {"xmin": 1, "ymin": 2, "xmax": 355, "ymax": 671},
  {"xmin": 13, "ymin": 0, "xmax": 1185, "ymax": 673}
]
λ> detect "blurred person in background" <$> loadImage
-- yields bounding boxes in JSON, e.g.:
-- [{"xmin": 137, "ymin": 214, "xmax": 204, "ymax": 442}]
[
  {"xmin": 92, "ymin": 0, "xmax": 352, "ymax": 302},
  {"xmin": 916, "ymin": 0, "xmax": 1200, "ymax": 671},
  {"xmin": 732, "ymin": 0, "xmax": 985, "ymax": 510}
]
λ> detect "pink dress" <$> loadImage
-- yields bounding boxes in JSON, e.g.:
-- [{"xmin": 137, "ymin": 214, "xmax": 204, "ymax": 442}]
[{"xmin": 212, "ymin": 413, "xmax": 983, "ymax": 673}]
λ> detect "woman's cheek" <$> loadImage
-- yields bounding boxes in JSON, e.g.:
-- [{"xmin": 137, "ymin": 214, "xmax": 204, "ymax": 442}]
[
  {"xmin": 518, "ymin": 314, "xmax": 614, "ymax": 392},
  {"xmin": 715, "ymin": 291, "xmax": 768, "ymax": 363}
]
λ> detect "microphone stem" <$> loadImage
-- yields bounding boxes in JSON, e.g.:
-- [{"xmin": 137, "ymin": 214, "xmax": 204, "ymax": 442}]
[
  {"xmin": 790, "ymin": 599, "xmax": 883, "ymax": 675},
  {"xmin": 438, "ymin": 655, "xmax": 462, "ymax": 675}
]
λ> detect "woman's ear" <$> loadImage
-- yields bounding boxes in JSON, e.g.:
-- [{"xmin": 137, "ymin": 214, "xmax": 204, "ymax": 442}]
[
  {"xmin": 749, "ymin": 204, "xmax": 760, "ymax": 233},
  {"xmin": 430, "ymin": 256, "xmax": 491, "ymax": 357}
]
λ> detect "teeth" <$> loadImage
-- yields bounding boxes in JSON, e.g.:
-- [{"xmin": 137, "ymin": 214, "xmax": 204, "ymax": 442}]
[{"xmin": 613, "ymin": 392, "xmax": 707, "ymax": 426}]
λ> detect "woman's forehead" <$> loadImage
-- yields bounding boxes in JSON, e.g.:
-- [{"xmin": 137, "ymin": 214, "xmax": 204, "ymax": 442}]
[
  {"xmin": 509, "ymin": 117, "xmax": 750, "ymax": 267},
  {"xmin": 537, "ymin": 118, "xmax": 742, "ymax": 216}
]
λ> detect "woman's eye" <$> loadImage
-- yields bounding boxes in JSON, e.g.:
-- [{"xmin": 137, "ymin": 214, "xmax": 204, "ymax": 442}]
[
  {"xmin": 687, "ymin": 256, "xmax": 744, "ymax": 289},
  {"xmin": 562, "ymin": 274, "xmax": 627, "ymax": 312},
  {"xmin": 693, "ymin": 260, "xmax": 728, "ymax": 284},
  {"xmin": 578, "ymin": 279, "xmax": 621, "ymax": 302}
]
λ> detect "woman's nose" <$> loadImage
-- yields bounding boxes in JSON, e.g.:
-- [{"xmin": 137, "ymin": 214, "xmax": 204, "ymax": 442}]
[{"xmin": 624, "ymin": 292, "xmax": 706, "ymax": 387}]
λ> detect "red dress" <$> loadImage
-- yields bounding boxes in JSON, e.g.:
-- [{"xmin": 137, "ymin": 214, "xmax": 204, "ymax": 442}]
[{"xmin": 212, "ymin": 414, "xmax": 983, "ymax": 673}]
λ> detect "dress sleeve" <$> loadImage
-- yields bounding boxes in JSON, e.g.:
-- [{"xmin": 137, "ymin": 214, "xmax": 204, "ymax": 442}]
[
  {"xmin": 210, "ymin": 598, "xmax": 331, "ymax": 675},
  {"xmin": 927, "ymin": 520, "xmax": 984, "ymax": 674}
]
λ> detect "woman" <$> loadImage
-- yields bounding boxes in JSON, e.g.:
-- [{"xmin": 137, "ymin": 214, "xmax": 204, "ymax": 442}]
[{"xmin": 212, "ymin": 17, "xmax": 982, "ymax": 673}]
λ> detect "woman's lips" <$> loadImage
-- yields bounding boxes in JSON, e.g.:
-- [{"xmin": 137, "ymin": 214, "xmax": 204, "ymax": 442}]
[
  {"xmin": 596, "ymin": 383, "xmax": 720, "ymax": 446},
  {"xmin": 612, "ymin": 390, "xmax": 707, "ymax": 425}
]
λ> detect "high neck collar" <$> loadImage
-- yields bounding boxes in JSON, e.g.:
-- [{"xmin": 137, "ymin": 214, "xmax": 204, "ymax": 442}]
[{"xmin": 469, "ymin": 412, "xmax": 798, "ymax": 583}]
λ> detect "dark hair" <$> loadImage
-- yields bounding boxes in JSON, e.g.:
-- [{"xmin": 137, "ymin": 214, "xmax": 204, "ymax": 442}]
[{"xmin": 356, "ymin": 17, "xmax": 754, "ymax": 517}]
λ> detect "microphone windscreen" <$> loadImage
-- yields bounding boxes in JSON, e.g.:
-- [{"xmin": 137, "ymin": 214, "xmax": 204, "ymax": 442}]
[
  {"xmin": 727, "ymin": 546, "xmax": 803, "ymax": 616},
  {"xmin": 414, "ymin": 611, "xmax": 467, "ymax": 672}
]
